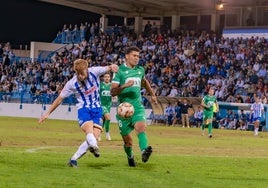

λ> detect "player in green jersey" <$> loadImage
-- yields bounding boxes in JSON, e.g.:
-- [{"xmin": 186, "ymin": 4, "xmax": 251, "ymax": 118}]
[
  {"xmin": 201, "ymin": 87, "xmax": 218, "ymax": 138},
  {"xmin": 111, "ymin": 46, "xmax": 157, "ymax": 167},
  {"xmin": 100, "ymin": 73, "xmax": 112, "ymax": 141}
]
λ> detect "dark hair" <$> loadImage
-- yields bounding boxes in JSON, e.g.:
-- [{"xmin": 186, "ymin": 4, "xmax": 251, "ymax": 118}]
[{"xmin": 126, "ymin": 46, "xmax": 140, "ymax": 54}]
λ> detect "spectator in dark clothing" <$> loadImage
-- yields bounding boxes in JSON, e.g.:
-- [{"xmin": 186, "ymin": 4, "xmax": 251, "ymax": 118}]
[
  {"xmin": 0, "ymin": 44, "xmax": 4, "ymax": 57},
  {"xmin": 178, "ymin": 99, "xmax": 193, "ymax": 128},
  {"xmin": 144, "ymin": 21, "xmax": 152, "ymax": 37},
  {"xmin": 172, "ymin": 101, "xmax": 182, "ymax": 126},
  {"xmin": 29, "ymin": 83, "xmax": 37, "ymax": 103},
  {"xmin": 236, "ymin": 94, "xmax": 244, "ymax": 103},
  {"xmin": 3, "ymin": 55, "xmax": 10, "ymax": 67}
]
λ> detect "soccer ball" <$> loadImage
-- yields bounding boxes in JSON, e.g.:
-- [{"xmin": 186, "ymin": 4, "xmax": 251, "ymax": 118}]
[{"xmin": 117, "ymin": 102, "xmax": 134, "ymax": 119}]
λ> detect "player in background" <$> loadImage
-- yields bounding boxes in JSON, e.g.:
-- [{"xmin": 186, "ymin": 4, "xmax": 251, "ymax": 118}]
[
  {"xmin": 99, "ymin": 72, "xmax": 112, "ymax": 141},
  {"xmin": 38, "ymin": 59, "xmax": 118, "ymax": 167},
  {"xmin": 194, "ymin": 106, "xmax": 203, "ymax": 128},
  {"xmin": 111, "ymin": 46, "xmax": 157, "ymax": 167},
  {"xmin": 250, "ymin": 95, "xmax": 264, "ymax": 136},
  {"xmin": 164, "ymin": 102, "xmax": 175, "ymax": 126},
  {"xmin": 201, "ymin": 87, "xmax": 218, "ymax": 138},
  {"xmin": 172, "ymin": 101, "xmax": 182, "ymax": 126}
]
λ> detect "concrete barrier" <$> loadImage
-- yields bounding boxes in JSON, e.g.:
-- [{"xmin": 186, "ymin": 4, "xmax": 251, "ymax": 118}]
[{"xmin": 0, "ymin": 103, "xmax": 152, "ymax": 123}]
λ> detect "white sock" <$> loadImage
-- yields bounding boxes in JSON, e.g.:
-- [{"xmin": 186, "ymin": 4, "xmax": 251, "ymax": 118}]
[
  {"xmin": 86, "ymin": 133, "xmax": 97, "ymax": 147},
  {"xmin": 71, "ymin": 141, "xmax": 89, "ymax": 160}
]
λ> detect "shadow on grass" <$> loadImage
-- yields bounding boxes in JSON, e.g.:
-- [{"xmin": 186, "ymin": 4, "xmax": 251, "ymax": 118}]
[{"xmin": 85, "ymin": 162, "xmax": 113, "ymax": 169}]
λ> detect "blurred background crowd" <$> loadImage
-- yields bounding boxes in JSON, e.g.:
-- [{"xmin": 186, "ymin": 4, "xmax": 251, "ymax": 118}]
[{"xmin": 0, "ymin": 20, "xmax": 267, "ymax": 107}]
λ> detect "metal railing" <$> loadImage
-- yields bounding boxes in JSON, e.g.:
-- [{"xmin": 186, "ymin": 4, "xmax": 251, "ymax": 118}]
[{"xmin": 0, "ymin": 92, "xmax": 77, "ymax": 106}]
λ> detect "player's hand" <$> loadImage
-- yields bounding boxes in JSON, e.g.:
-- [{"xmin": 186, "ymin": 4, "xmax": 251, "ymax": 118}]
[
  {"xmin": 151, "ymin": 95, "xmax": 157, "ymax": 104},
  {"xmin": 38, "ymin": 114, "xmax": 49, "ymax": 124},
  {"xmin": 206, "ymin": 104, "xmax": 211, "ymax": 108},
  {"xmin": 110, "ymin": 64, "xmax": 119, "ymax": 72},
  {"xmin": 125, "ymin": 80, "xmax": 134, "ymax": 87}
]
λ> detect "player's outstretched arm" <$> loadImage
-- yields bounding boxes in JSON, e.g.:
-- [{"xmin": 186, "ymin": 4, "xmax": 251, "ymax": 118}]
[
  {"xmin": 107, "ymin": 64, "xmax": 119, "ymax": 73},
  {"xmin": 141, "ymin": 78, "xmax": 157, "ymax": 104},
  {"xmin": 38, "ymin": 96, "xmax": 64, "ymax": 124}
]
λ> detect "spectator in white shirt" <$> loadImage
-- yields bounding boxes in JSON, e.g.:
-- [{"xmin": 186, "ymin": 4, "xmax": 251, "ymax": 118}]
[{"xmin": 168, "ymin": 85, "xmax": 178, "ymax": 97}]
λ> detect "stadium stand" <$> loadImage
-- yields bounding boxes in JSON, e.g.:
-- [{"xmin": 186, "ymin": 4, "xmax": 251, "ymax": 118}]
[{"xmin": 1, "ymin": 12, "xmax": 268, "ymax": 130}]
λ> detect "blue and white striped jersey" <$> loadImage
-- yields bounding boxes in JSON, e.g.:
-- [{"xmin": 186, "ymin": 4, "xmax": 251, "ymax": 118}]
[
  {"xmin": 165, "ymin": 106, "xmax": 174, "ymax": 116},
  {"xmin": 250, "ymin": 102, "xmax": 264, "ymax": 118},
  {"xmin": 60, "ymin": 66, "xmax": 108, "ymax": 109}
]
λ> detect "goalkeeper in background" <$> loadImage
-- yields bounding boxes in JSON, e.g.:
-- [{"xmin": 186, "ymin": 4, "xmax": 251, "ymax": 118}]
[{"xmin": 201, "ymin": 87, "xmax": 218, "ymax": 138}]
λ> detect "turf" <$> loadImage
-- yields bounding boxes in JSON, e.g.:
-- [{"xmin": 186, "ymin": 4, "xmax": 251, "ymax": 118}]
[{"xmin": 0, "ymin": 116, "xmax": 268, "ymax": 188}]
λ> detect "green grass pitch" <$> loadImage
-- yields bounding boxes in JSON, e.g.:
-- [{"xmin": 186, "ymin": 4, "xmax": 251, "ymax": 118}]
[{"xmin": 1, "ymin": 116, "xmax": 268, "ymax": 188}]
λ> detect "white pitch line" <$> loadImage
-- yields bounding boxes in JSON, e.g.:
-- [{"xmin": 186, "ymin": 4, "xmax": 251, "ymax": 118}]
[{"xmin": 25, "ymin": 146, "xmax": 56, "ymax": 153}]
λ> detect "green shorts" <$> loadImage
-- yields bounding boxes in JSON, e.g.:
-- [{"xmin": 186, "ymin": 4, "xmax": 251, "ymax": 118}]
[
  {"xmin": 203, "ymin": 111, "xmax": 213, "ymax": 120},
  {"xmin": 116, "ymin": 107, "xmax": 146, "ymax": 136}
]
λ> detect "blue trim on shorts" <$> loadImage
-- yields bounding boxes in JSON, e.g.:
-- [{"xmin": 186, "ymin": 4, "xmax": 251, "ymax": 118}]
[{"xmin": 253, "ymin": 117, "xmax": 261, "ymax": 122}]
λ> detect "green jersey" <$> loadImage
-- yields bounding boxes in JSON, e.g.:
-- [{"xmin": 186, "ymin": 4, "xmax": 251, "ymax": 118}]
[
  {"xmin": 100, "ymin": 82, "xmax": 111, "ymax": 107},
  {"xmin": 202, "ymin": 95, "xmax": 217, "ymax": 118},
  {"xmin": 112, "ymin": 63, "xmax": 144, "ymax": 108},
  {"xmin": 112, "ymin": 63, "xmax": 146, "ymax": 135}
]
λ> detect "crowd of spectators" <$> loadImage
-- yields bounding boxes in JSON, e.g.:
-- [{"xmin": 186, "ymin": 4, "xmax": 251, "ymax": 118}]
[{"xmin": 0, "ymin": 20, "xmax": 268, "ymax": 108}]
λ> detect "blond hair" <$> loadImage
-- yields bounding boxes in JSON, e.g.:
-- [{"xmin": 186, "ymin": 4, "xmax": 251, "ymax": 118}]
[{"xmin": 73, "ymin": 59, "xmax": 88, "ymax": 72}]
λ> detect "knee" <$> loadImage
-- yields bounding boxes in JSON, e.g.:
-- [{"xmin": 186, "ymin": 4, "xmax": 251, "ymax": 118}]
[
  {"xmin": 136, "ymin": 126, "xmax": 146, "ymax": 133},
  {"xmin": 124, "ymin": 140, "xmax": 133, "ymax": 147},
  {"xmin": 135, "ymin": 123, "xmax": 146, "ymax": 133}
]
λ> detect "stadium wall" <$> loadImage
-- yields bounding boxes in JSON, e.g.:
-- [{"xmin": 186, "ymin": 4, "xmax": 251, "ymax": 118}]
[
  {"xmin": 0, "ymin": 103, "xmax": 152, "ymax": 123},
  {"xmin": 0, "ymin": 102, "xmax": 267, "ymax": 130}
]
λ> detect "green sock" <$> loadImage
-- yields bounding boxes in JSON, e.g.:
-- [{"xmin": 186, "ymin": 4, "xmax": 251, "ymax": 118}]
[
  {"xmin": 201, "ymin": 124, "xmax": 205, "ymax": 131},
  {"xmin": 208, "ymin": 123, "xmax": 212, "ymax": 134},
  {"xmin": 104, "ymin": 120, "xmax": 110, "ymax": 132},
  {"xmin": 137, "ymin": 132, "xmax": 148, "ymax": 151},
  {"xmin": 124, "ymin": 144, "xmax": 133, "ymax": 158}
]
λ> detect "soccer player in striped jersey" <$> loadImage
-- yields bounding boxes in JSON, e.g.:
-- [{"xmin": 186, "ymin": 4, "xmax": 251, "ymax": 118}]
[
  {"xmin": 250, "ymin": 95, "xmax": 264, "ymax": 136},
  {"xmin": 38, "ymin": 59, "xmax": 118, "ymax": 167}
]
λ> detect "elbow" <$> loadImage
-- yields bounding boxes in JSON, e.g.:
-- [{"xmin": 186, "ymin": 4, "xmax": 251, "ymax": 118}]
[{"xmin": 110, "ymin": 89, "xmax": 116, "ymax": 97}]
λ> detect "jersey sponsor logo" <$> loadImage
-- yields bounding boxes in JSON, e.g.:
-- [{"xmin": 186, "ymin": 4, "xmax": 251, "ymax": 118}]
[
  {"xmin": 207, "ymin": 101, "xmax": 214, "ymax": 106},
  {"xmin": 84, "ymin": 85, "xmax": 97, "ymax": 95},
  {"xmin": 125, "ymin": 77, "xmax": 141, "ymax": 87},
  {"xmin": 101, "ymin": 90, "xmax": 111, "ymax": 96}
]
